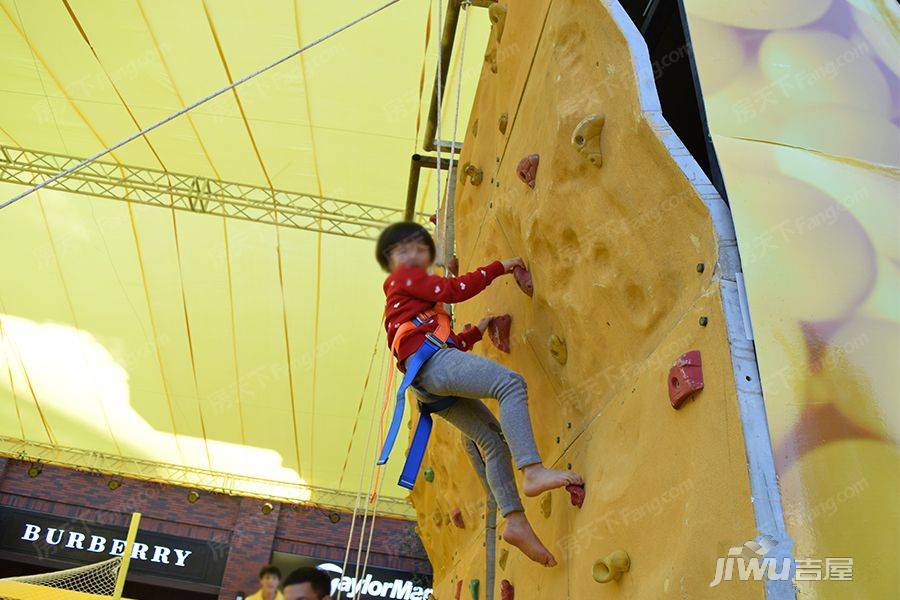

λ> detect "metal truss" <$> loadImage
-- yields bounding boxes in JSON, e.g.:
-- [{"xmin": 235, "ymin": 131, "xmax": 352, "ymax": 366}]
[
  {"xmin": 0, "ymin": 145, "xmax": 429, "ymax": 240},
  {"xmin": 0, "ymin": 436, "xmax": 414, "ymax": 519}
]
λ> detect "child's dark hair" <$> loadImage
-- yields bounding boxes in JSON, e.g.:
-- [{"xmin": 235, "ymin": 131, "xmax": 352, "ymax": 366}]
[
  {"xmin": 258, "ymin": 564, "xmax": 281, "ymax": 579},
  {"xmin": 375, "ymin": 221, "xmax": 435, "ymax": 272}
]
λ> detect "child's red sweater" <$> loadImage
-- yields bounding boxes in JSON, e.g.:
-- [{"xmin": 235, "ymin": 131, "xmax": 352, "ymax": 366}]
[{"xmin": 383, "ymin": 260, "xmax": 506, "ymax": 363}]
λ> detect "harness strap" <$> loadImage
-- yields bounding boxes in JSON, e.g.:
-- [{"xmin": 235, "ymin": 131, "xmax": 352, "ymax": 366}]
[
  {"xmin": 378, "ymin": 306, "xmax": 458, "ymax": 488},
  {"xmin": 390, "ymin": 307, "xmax": 452, "ymax": 357}
]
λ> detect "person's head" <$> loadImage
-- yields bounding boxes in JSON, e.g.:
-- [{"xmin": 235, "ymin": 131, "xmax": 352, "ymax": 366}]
[
  {"xmin": 376, "ymin": 222, "xmax": 436, "ymax": 272},
  {"xmin": 258, "ymin": 565, "xmax": 281, "ymax": 593},
  {"xmin": 282, "ymin": 567, "xmax": 332, "ymax": 600}
]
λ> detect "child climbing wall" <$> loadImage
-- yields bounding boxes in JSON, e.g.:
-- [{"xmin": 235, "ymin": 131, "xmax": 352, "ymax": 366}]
[{"xmin": 375, "ymin": 221, "xmax": 583, "ymax": 567}]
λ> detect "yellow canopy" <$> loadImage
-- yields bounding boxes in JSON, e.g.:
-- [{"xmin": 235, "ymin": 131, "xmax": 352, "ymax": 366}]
[{"xmin": 0, "ymin": 0, "xmax": 488, "ymax": 517}]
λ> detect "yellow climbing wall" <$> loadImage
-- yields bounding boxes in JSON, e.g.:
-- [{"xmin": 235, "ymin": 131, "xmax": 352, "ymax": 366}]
[{"xmin": 410, "ymin": 0, "xmax": 764, "ymax": 598}]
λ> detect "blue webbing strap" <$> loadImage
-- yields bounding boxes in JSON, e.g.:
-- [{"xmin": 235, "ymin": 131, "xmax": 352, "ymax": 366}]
[
  {"xmin": 377, "ymin": 314, "xmax": 458, "ymax": 489},
  {"xmin": 398, "ymin": 394, "xmax": 458, "ymax": 489},
  {"xmin": 376, "ymin": 340, "xmax": 440, "ymax": 466},
  {"xmin": 399, "ymin": 410, "xmax": 433, "ymax": 489}
]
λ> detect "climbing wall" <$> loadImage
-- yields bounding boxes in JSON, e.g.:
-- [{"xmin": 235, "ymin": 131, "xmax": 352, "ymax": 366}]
[{"xmin": 409, "ymin": 1, "xmax": 768, "ymax": 598}]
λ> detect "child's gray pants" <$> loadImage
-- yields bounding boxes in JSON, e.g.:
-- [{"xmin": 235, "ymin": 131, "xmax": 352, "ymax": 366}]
[{"xmin": 412, "ymin": 348, "xmax": 542, "ymax": 516}]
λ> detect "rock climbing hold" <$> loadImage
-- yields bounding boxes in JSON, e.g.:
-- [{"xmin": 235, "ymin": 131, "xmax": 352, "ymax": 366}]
[
  {"xmin": 469, "ymin": 579, "xmax": 479, "ymax": 600},
  {"xmin": 571, "ymin": 114, "xmax": 605, "ymax": 167},
  {"xmin": 513, "ymin": 266, "xmax": 533, "ymax": 297},
  {"xmin": 447, "ymin": 256, "xmax": 459, "ymax": 277},
  {"xmin": 540, "ymin": 492, "xmax": 552, "ymax": 518},
  {"xmin": 699, "ymin": 316, "xmax": 708, "ymax": 327},
  {"xmin": 498, "ymin": 112, "xmax": 508, "ymax": 134},
  {"xmin": 488, "ymin": 3, "xmax": 507, "ymax": 42},
  {"xmin": 668, "ymin": 350, "xmax": 704, "ymax": 409},
  {"xmin": 593, "ymin": 550, "xmax": 631, "ymax": 583},
  {"xmin": 451, "ymin": 507, "xmax": 465, "ymax": 529},
  {"xmin": 455, "ymin": 579, "xmax": 463, "ymax": 600},
  {"xmin": 429, "ymin": 213, "xmax": 437, "ymax": 224},
  {"xmin": 432, "ymin": 509, "xmax": 443, "ymax": 526},
  {"xmin": 500, "ymin": 580, "xmax": 514, "ymax": 600},
  {"xmin": 549, "ymin": 334, "xmax": 567, "ymax": 365},
  {"xmin": 484, "ymin": 46, "xmax": 498, "ymax": 73},
  {"xmin": 498, "ymin": 548, "xmax": 509, "ymax": 570},
  {"xmin": 696, "ymin": 262, "xmax": 705, "ymax": 273},
  {"xmin": 423, "ymin": 467, "xmax": 435, "ymax": 483},
  {"xmin": 515, "ymin": 154, "xmax": 540, "ymax": 189},
  {"xmin": 460, "ymin": 162, "xmax": 483, "ymax": 186},
  {"xmin": 472, "ymin": 118, "xmax": 479, "ymax": 138},
  {"xmin": 566, "ymin": 483, "xmax": 585, "ymax": 508},
  {"xmin": 488, "ymin": 314, "xmax": 512, "ymax": 353}
]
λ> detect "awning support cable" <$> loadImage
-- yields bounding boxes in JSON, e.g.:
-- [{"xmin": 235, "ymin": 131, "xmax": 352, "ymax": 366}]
[{"xmin": 0, "ymin": 0, "xmax": 404, "ymax": 211}]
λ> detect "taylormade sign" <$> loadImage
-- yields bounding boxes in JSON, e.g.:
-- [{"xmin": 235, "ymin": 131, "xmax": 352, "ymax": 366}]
[{"xmin": 318, "ymin": 562, "xmax": 433, "ymax": 600}]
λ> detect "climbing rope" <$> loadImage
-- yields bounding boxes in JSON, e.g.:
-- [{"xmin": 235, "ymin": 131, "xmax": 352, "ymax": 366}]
[
  {"xmin": 359, "ymin": 456, "xmax": 390, "ymax": 587},
  {"xmin": 335, "ymin": 345, "xmax": 390, "ymax": 600},
  {"xmin": 439, "ymin": 1, "xmax": 470, "ymax": 257},
  {"xmin": 0, "ymin": 0, "xmax": 404, "ymax": 210},
  {"xmin": 433, "ymin": 0, "xmax": 444, "ymax": 251}
]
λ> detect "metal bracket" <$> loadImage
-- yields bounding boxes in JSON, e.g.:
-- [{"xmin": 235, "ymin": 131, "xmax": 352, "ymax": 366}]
[{"xmin": 459, "ymin": 162, "xmax": 484, "ymax": 186}]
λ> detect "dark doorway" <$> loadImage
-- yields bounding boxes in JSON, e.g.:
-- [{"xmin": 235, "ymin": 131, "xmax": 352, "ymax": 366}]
[{"xmin": 620, "ymin": 0, "xmax": 728, "ymax": 200}]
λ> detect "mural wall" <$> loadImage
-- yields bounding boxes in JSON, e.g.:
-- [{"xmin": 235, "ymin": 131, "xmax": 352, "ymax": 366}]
[{"xmin": 684, "ymin": 1, "xmax": 899, "ymax": 597}]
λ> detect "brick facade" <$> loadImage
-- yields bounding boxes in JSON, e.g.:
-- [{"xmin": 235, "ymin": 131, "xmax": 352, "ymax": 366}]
[{"xmin": 0, "ymin": 458, "xmax": 430, "ymax": 599}]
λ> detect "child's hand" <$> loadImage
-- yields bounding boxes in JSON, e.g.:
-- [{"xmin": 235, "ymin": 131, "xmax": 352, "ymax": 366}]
[
  {"xmin": 476, "ymin": 316, "xmax": 494, "ymax": 333},
  {"xmin": 501, "ymin": 257, "xmax": 526, "ymax": 273}
]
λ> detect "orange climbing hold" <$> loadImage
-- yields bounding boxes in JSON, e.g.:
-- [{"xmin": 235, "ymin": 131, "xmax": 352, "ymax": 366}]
[
  {"xmin": 451, "ymin": 507, "xmax": 465, "ymax": 529},
  {"xmin": 516, "ymin": 153, "xmax": 540, "ymax": 188},
  {"xmin": 566, "ymin": 483, "xmax": 585, "ymax": 508},
  {"xmin": 487, "ymin": 314, "xmax": 512, "ymax": 353},
  {"xmin": 513, "ymin": 266, "xmax": 533, "ymax": 296}
]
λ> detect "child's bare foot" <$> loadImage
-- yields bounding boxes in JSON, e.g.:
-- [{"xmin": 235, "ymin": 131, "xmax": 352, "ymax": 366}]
[
  {"xmin": 522, "ymin": 464, "xmax": 583, "ymax": 498},
  {"xmin": 502, "ymin": 511, "xmax": 557, "ymax": 567}
]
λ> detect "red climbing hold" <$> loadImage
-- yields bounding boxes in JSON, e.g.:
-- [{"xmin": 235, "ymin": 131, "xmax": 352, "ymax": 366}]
[
  {"xmin": 566, "ymin": 483, "xmax": 585, "ymax": 508},
  {"xmin": 500, "ymin": 580, "xmax": 514, "ymax": 600},
  {"xmin": 516, "ymin": 153, "xmax": 540, "ymax": 188},
  {"xmin": 455, "ymin": 580, "xmax": 463, "ymax": 600},
  {"xmin": 668, "ymin": 350, "xmax": 704, "ymax": 409},
  {"xmin": 488, "ymin": 314, "xmax": 512, "ymax": 353},
  {"xmin": 429, "ymin": 213, "xmax": 437, "ymax": 224},
  {"xmin": 451, "ymin": 507, "xmax": 465, "ymax": 529},
  {"xmin": 513, "ymin": 266, "xmax": 533, "ymax": 297},
  {"xmin": 447, "ymin": 255, "xmax": 459, "ymax": 277}
]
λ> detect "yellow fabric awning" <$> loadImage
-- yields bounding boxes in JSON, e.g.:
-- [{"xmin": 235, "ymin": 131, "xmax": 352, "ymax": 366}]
[{"xmin": 0, "ymin": 0, "xmax": 488, "ymax": 517}]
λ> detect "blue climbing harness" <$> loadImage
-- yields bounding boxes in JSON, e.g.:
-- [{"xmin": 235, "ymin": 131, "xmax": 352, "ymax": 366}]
[{"xmin": 377, "ymin": 311, "xmax": 458, "ymax": 490}]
